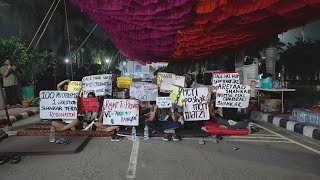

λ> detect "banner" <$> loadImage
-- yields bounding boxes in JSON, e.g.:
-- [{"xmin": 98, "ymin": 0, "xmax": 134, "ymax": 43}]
[
  {"xmin": 39, "ymin": 91, "xmax": 78, "ymax": 119},
  {"xmin": 173, "ymin": 75, "xmax": 185, "ymax": 87},
  {"xmin": 212, "ymin": 72, "xmax": 240, "ymax": 92},
  {"xmin": 103, "ymin": 99, "xmax": 139, "ymax": 126},
  {"xmin": 67, "ymin": 81, "xmax": 82, "ymax": 92},
  {"xmin": 82, "ymin": 74, "xmax": 112, "ymax": 97},
  {"xmin": 156, "ymin": 97, "xmax": 172, "ymax": 108},
  {"xmin": 78, "ymin": 97, "xmax": 99, "ymax": 112},
  {"xmin": 183, "ymin": 87, "xmax": 210, "ymax": 121},
  {"xmin": 130, "ymin": 82, "xmax": 158, "ymax": 101},
  {"xmin": 170, "ymin": 85, "xmax": 184, "ymax": 106},
  {"xmin": 117, "ymin": 77, "xmax": 132, "ymax": 89},
  {"xmin": 215, "ymin": 83, "xmax": 250, "ymax": 108}
]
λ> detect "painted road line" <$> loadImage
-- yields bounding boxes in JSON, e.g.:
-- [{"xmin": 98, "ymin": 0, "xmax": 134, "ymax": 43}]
[
  {"xmin": 254, "ymin": 123, "xmax": 320, "ymax": 155},
  {"xmin": 247, "ymin": 134, "xmax": 278, "ymax": 137},
  {"xmin": 224, "ymin": 139, "xmax": 292, "ymax": 143},
  {"xmin": 126, "ymin": 139, "xmax": 140, "ymax": 179},
  {"xmin": 225, "ymin": 136, "xmax": 285, "ymax": 139}
]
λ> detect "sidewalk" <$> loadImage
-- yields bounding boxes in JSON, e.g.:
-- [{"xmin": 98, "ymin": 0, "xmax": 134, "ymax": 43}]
[
  {"xmin": 251, "ymin": 111, "xmax": 320, "ymax": 140},
  {"xmin": 0, "ymin": 107, "xmax": 39, "ymax": 125}
]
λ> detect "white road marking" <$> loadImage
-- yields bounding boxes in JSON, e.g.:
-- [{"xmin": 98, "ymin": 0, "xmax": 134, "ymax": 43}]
[
  {"xmin": 248, "ymin": 134, "xmax": 278, "ymax": 137},
  {"xmin": 126, "ymin": 139, "xmax": 140, "ymax": 179},
  {"xmin": 225, "ymin": 136, "xmax": 284, "ymax": 139},
  {"xmin": 254, "ymin": 123, "xmax": 320, "ymax": 155},
  {"xmin": 225, "ymin": 139, "xmax": 291, "ymax": 143}
]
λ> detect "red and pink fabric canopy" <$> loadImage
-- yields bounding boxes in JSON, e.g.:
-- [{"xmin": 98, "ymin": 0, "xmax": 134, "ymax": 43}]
[{"xmin": 70, "ymin": 0, "xmax": 320, "ymax": 64}]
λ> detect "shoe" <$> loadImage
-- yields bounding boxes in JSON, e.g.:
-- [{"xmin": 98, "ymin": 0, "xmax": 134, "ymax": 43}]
[
  {"xmin": 10, "ymin": 154, "xmax": 21, "ymax": 164},
  {"xmin": 162, "ymin": 134, "xmax": 172, "ymax": 141},
  {"xmin": 115, "ymin": 135, "xmax": 123, "ymax": 142},
  {"xmin": 111, "ymin": 135, "xmax": 117, "ymax": 142},
  {"xmin": 0, "ymin": 130, "xmax": 8, "ymax": 142},
  {"xmin": 172, "ymin": 134, "xmax": 181, "ymax": 142},
  {"xmin": 0, "ymin": 155, "xmax": 10, "ymax": 165}
]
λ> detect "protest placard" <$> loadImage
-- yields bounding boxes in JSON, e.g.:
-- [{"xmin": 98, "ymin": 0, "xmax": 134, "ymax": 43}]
[
  {"xmin": 183, "ymin": 87, "xmax": 209, "ymax": 121},
  {"xmin": 82, "ymin": 74, "xmax": 112, "ymax": 97},
  {"xmin": 78, "ymin": 97, "xmax": 99, "ymax": 112},
  {"xmin": 129, "ymin": 82, "xmax": 158, "ymax": 101},
  {"xmin": 212, "ymin": 72, "xmax": 240, "ymax": 92},
  {"xmin": 39, "ymin": 91, "xmax": 78, "ymax": 119},
  {"xmin": 215, "ymin": 83, "xmax": 251, "ymax": 108},
  {"xmin": 117, "ymin": 77, "xmax": 132, "ymax": 89},
  {"xmin": 103, "ymin": 99, "xmax": 139, "ymax": 126},
  {"xmin": 156, "ymin": 97, "xmax": 172, "ymax": 108},
  {"xmin": 159, "ymin": 73, "xmax": 174, "ymax": 93},
  {"xmin": 67, "ymin": 81, "xmax": 82, "ymax": 92},
  {"xmin": 170, "ymin": 85, "xmax": 183, "ymax": 106},
  {"xmin": 173, "ymin": 75, "xmax": 185, "ymax": 87}
]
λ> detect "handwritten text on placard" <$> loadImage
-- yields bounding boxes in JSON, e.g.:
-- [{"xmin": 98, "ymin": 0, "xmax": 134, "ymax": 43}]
[
  {"xmin": 39, "ymin": 91, "xmax": 78, "ymax": 119},
  {"xmin": 103, "ymin": 99, "xmax": 139, "ymax": 126},
  {"xmin": 82, "ymin": 74, "xmax": 112, "ymax": 97},
  {"xmin": 78, "ymin": 97, "xmax": 99, "ymax": 112},
  {"xmin": 183, "ymin": 87, "xmax": 209, "ymax": 121},
  {"xmin": 130, "ymin": 82, "xmax": 158, "ymax": 101},
  {"xmin": 215, "ymin": 83, "xmax": 250, "ymax": 108},
  {"xmin": 67, "ymin": 81, "xmax": 82, "ymax": 92},
  {"xmin": 156, "ymin": 97, "xmax": 172, "ymax": 108},
  {"xmin": 212, "ymin": 72, "xmax": 240, "ymax": 92}
]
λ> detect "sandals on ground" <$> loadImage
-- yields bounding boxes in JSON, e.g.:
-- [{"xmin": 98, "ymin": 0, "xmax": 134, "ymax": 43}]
[
  {"xmin": 0, "ymin": 155, "xmax": 10, "ymax": 165},
  {"xmin": 11, "ymin": 154, "xmax": 21, "ymax": 164}
]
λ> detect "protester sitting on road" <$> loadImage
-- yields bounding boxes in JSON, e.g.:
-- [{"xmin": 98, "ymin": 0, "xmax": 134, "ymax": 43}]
[
  {"xmin": 95, "ymin": 106, "xmax": 122, "ymax": 141},
  {"xmin": 81, "ymin": 92, "xmax": 99, "ymax": 129},
  {"xmin": 201, "ymin": 94, "xmax": 249, "ymax": 131},
  {"xmin": 51, "ymin": 79, "xmax": 81, "ymax": 131},
  {"xmin": 146, "ymin": 100, "xmax": 182, "ymax": 141},
  {"xmin": 57, "ymin": 79, "xmax": 70, "ymax": 91},
  {"xmin": 139, "ymin": 101, "xmax": 150, "ymax": 127}
]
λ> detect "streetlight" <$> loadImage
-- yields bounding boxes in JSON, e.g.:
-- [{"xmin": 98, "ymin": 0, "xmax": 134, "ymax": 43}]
[
  {"xmin": 65, "ymin": 58, "xmax": 69, "ymax": 75},
  {"xmin": 105, "ymin": 58, "xmax": 110, "ymax": 64}
]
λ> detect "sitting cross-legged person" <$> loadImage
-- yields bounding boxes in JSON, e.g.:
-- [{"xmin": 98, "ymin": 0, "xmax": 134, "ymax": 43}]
[
  {"xmin": 146, "ymin": 104, "xmax": 182, "ymax": 142},
  {"xmin": 81, "ymin": 92, "xmax": 99, "ymax": 130},
  {"xmin": 95, "ymin": 107, "xmax": 122, "ymax": 141}
]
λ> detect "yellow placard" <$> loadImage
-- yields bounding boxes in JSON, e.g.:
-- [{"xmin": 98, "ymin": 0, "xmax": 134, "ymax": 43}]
[
  {"xmin": 117, "ymin": 77, "xmax": 132, "ymax": 89},
  {"xmin": 67, "ymin": 81, "xmax": 82, "ymax": 92},
  {"xmin": 157, "ymin": 72, "xmax": 175, "ymax": 87},
  {"xmin": 170, "ymin": 85, "xmax": 184, "ymax": 106}
]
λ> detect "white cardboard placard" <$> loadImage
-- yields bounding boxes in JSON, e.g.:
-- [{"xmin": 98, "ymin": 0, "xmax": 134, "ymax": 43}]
[
  {"xmin": 130, "ymin": 82, "xmax": 158, "ymax": 101},
  {"xmin": 82, "ymin": 74, "xmax": 112, "ymax": 97},
  {"xmin": 215, "ymin": 83, "xmax": 250, "ymax": 108},
  {"xmin": 183, "ymin": 87, "xmax": 210, "ymax": 121},
  {"xmin": 156, "ymin": 97, "xmax": 172, "ymax": 108}
]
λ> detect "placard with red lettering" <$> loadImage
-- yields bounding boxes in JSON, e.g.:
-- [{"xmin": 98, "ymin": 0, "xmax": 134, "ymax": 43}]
[
  {"xmin": 130, "ymin": 82, "xmax": 158, "ymax": 101},
  {"xmin": 183, "ymin": 87, "xmax": 210, "ymax": 121},
  {"xmin": 103, "ymin": 99, "xmax": 139, "ymax": 126},
  {"xmin": 39, "ymin": 91, "xmax": 78, "ymax": 119},
  {"xmin": 78, "ymin": 97, "xmax": 99, "ymax": 112},
  {"xmin": 212, "ymin": 72, "xmax": 240, "ymax": 92}
]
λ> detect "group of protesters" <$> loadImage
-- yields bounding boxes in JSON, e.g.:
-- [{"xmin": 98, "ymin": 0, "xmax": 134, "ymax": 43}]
[{"xmin": 51, "ymin": 74, "xmax": 249, "ymax": 142}]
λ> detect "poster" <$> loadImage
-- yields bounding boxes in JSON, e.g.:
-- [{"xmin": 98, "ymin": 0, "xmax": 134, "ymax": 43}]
[
  {"xmin": 39, "ymin": 91, "xmax": 78, "ymax": 119},
  {"xmin": 215, "ymin": 83, "xmax": 251, "ymax": 108},
  {"xmin": 159, "ymin": 73, "xmax": 174, "ymax": 93},
  {"xmin": 117, "ymin": 77, "xmax": 132, "ymax": 89},
  {"xmin": 212, "ymin": 72, "xmax": 240, "ymax": 92},
  {"xmin": 129, "ymin": 82, "xmax": 158, "ymax": 101},
  {"xmin": 103, "ymin": 99, "xmax": 139, "ymax": 126},
  {"xmin": 78, "ymin": 97, "xmax": 99, "ymax": 112},
  {"xmin": 156, "ymin": 97, "xmax": 172, "ymax": 108},
  {"xmin": 183, "ymin": 87, "xmax": 209, "ymax": 121},
  {"xmin": 173, "ymin": 75, "xmax": 185, "ymax": 87},
  {"xmin": 170, "ymin": 85, "xmax": 184, "ymax": 106},
  {"xmin": 67, "ymin": 81, "xmax": 82, "ymax": 92},
  {"xmin": 82, "ymin": 74, "xmax": 112, "ymax": 97}
]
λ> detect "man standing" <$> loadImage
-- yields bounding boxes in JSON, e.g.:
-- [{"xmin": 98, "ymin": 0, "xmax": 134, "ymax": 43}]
[{"xmin": 0, "ymin": 59, "xmax": 20, "ymax": 107}]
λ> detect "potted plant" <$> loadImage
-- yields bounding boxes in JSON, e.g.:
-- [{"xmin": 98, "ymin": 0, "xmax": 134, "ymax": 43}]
[{"xmin": 21, "ymin": 97, "xmax": 39, "ymax": 108}]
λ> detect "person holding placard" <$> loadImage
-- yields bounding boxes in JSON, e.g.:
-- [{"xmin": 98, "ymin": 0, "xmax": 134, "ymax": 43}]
[
  {"xmin": 57, "ymin": 79, "xmax": 71, "ymax": 91},
  {"xmin": 81, "ymin": 92, "xmax": 99, "ymax": 128},
  {"xmin": 146, "ymin": 101, "xmax": 182, "ymax": 142},
  {"xmin": 95, "ymin": 106, "xmax": 122, "ymax": 141},
  {"xmin": 139, "ymin": 101, "xmax": 150, "ymax": 127}
]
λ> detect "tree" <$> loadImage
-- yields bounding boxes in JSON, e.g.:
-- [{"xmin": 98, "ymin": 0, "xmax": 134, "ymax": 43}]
[{"xmin": 0, "ymin": 38, "xmax": 28, "ymax": 69}]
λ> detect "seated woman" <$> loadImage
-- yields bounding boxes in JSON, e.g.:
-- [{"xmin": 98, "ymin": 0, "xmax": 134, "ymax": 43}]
[
  {"xmin": 139, "ymin": 101, "xmax": 150, "ymax": 127},
  {"xmin": 146, "ymin": 104, "xmax": 182, "ymax": 142},
  {"xmin": 95, "ymin": 107, "xmax": 122, "ymax": 141},
  {"xmin": 81, "ymin": 92, "xmax": 99, "ymax": 129},
  {"xmin": 201, "ymin": 94, "xmax": 249, "ymax": 132}
]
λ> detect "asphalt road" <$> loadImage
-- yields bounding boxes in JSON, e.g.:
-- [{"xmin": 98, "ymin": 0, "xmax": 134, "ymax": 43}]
[{"xmin": 0, "ymin": 117, "xmax": 320, "ymax": 180}]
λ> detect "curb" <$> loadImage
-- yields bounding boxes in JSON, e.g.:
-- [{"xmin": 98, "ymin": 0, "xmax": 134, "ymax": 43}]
[
  {"xmin": 251, "ymin": 111, "xmax": 320, "ymax": 140},
  {"xmin": 0, "ymin": 108, "xmax": 39, "ymax": 125}
]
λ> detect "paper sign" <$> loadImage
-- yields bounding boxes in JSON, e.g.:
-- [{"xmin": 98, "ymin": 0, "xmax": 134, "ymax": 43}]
[
  {"xmin": 103, "ymin": 99, "xmax": 139, "ymax": 126},
  {"xmin": 67, "ymin": 81, "xmax": 82, "ymax": 92},
  {"xmin": 170, "ymin": 85, "xmax": 184, "ymax": 106},
  {"xmin": 117, "ymin": 77, "xmax": 132, "ymax": 89},
  {"xmin": 130, "ymin": 82, "xmax": 158, "ymax": 101},
  {"xmin": 215, "ymin": 83, "xmax": 250, "ymax": 108},
  {"xmin": 82, "ymin": 74, "xmax": 112, "ymax": 97},
  {"xmin": 78, "ymin": 97, "xmax": 99, "ymax": 112},
  {"xmin": 173, "ymin": 75, "xmax": 185, "ymax": 87},
  {"xmin": 39, "ymin": 91, "xmax": 78, "ymax": 119},
  {"xmin": 183, "ymin": 87, "xmax": 210, "ymax": 121},
  {"xmin": 212, "ymin": 72, "xmax": 240, "ymax": 92},
  {"xmin": 156, "ymin": 97, "xmax": 172, "ymax": 108},
  {"xmin": 159, "ymin": 73, "xmax": 174, "ymax": 93}
]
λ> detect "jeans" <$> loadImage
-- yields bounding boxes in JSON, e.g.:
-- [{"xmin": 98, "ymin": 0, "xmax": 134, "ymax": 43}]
[
  {"xmin": 146, "ymin": 120, "xmax": 181, "ymax": 133},
  {"xmin": 216, "ymin": 117, "xmax": 249, "ymax": 130}
]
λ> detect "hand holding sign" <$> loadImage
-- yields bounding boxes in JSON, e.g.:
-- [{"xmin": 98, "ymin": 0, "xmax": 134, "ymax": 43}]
[{"xmin": 156, "ymin": 97, "xmax": 172, "ymax": 108}]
